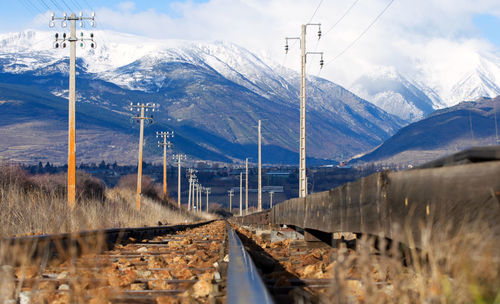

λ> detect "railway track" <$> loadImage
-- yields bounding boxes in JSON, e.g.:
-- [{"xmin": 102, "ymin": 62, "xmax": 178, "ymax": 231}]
[{"xmin": 2, "ymin": 220, "xmax": 340, "ymax": 304}]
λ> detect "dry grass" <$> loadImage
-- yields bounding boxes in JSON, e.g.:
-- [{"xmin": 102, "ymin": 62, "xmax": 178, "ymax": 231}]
[
  {"xmin": 327, "ymin": 215, "xmax": 500, "ymax": 303},
  {"xmin": 0, "ymin": 164, "xmax": 216, "ymax": 238}
]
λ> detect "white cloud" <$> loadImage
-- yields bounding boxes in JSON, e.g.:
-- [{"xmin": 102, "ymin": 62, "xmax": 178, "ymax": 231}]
[
  {"xmin": 118, "ymin": 2, "xmax": 136, "ymax": 12},
  {"xmin": 26, "ymin": 0, "xmax": 500, "ymax": 94}
]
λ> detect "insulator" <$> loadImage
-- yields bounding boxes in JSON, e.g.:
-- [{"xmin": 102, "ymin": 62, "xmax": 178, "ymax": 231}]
[
  {"xmin": 285, "ymin": 44, "xmax": 289, "ymax": 53},
  {"xmin": 90, "ymin": 42, "xmax": 96, "ymax": 49},
  {"xmin": 320, "ymin": 59, "xmax": 324, "ymax": 68},
  {"xmin": 54, "ymin": 42, "xmax": 59, "ymax": 49},
  {"xmin": 90, "ymin": 33, "xmax": 94, "ymax": 38},
  {"xmin": 49, "ymin": 20, "xmax": 55, "ymax": 28},
  {"xmin": 79, "ymin": 21, "xmax": 84, "ymax": 27},
  {"xmin": 62, "ymin": 21, "xmax": 67, "ymax": 28},
  {"xmin": 318, "ymin": 29, "xmax": 322, "ymax": 39},
  {"xmin": 63, "ymin": 12, "xmax": 67, "ymax": 18},
  {"xmin": 62, "ymin": 42, "xmax": 67, "ymax": 48},
  {"xmin": 55, "ymin": 33, "xmax": 59, "ymax": 39},
  {"xmin": 80, "ymin": 32, "xmax": 83, "ymax": 37},
  {"xmin": 92, "ymin": 11, "xmax": 95, "ymax": 18},
  {"xmin": 91, "ymin": 21, "xmax": 95, "ymax": 27},
  {"xmin": 51, "ymin": 12, "xmax": 55, "ymax": 20},
  {"xmin": 79, "ymin": 11, "xmax": 83, "ymax": 17},
  {"xmin": 63, "ymin": 33, "xmax": 66, "ymax": 39}
]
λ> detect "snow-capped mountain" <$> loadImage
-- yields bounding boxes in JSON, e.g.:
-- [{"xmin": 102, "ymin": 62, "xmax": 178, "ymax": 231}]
[
  {"xmin": 0, "ymin": 29, "xmax": 403, "ymax": 163},
  {"xmin": 350, "ymin": 52, "xmax": 500, "ymax": 122},
  {"xmin": 351, "ymin": 66, "xmax": 442, "ymax": 122}
]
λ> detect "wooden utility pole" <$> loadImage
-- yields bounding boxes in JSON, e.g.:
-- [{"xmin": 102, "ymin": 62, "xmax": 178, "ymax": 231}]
[
  {"xmin": 130, "ymin": 103, "xmax": 157, "ymax": 210},
  {"xmin": 285, "ymin": 24, "xmax": 323, "ymax": 198},
  {"xmin": 157, "ymin": 131, "xmax": 174, "ymax": 200},
  {"xmin": 51, "ymin": 12, "xmax": 96, "ymax": 207}
]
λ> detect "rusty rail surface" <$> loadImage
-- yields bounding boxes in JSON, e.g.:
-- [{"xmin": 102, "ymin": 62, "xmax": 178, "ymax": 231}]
[
  {"xmin": 235, "ymin": 157, "xmax": 500, "ymax": 247},
  {"xmin": 1, "ymin": 221, "xmax": 214, "ymax": 264}
]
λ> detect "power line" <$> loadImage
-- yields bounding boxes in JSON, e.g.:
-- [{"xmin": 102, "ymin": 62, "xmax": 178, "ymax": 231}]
[
  {"xmin": 68, "ymin": 0, "xmax": 83, "ymax": 11},
  {"xmin": 59, "ymin": 0, "xmax": 73, "ymax": 12},
  {"xmin": 25, "ymin": 0, "xmax": 44, "ymax": 13},
  {"xmin": 81, "ymin": 0, "xmax": 94, "ymax": 11},
  {"xmin": 48, "ymin": 0, "xmax": 64, "ymax": 11},
  {"xmin": 39, "ymin": 0, "xmax": 51, "ymax": 10},
  {"xmin": 323, "ymin": 0, "xmax": 395, "ymax": 68},
  {"xmin": 307, "ymin": 0, "xmax": 323, "ymax": 24},
  {"xmin": 19, "ymin": 0, "xmax": 40, "ymax": 15},
  {"xmin": 323, "ymin": 0, "xmax": 361, "ymax": 37}
]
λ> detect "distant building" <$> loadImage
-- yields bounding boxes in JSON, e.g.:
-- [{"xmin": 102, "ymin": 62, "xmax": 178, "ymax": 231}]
[{"xmin": 266, "ymin": 171, "xmax": 290, "ymax": 178}]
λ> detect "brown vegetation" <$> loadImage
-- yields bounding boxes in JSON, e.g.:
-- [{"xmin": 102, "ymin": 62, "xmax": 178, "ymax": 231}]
[{"xmin": 0, "ymin": 164, "xmax": 216, "ymax": 238}]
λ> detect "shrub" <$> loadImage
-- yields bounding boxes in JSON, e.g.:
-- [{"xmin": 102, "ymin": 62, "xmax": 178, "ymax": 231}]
[{"xmin": 117, "ymin": 174, "xmax": 159, "ymax": 200}]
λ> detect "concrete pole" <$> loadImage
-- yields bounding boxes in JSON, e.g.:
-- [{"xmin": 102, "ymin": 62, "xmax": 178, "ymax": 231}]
[
  {"xmin": 67, "ymin": 14, "xmax": 77, "ymax": 207},
  {"xmin": 229, "ymin": 190, "xmax": 234, "ymax": 212},
  {"xmin": 258, "ymin": 120, "xmax": 262, "ymax": 211},
  {"xmin": 245, "ymin": 158, "xmax": 248, "ymax": 214},
  {"xmin": 178, "ymin": 155, "xmax": 181, "ymax": 208},
  {"xmin": 136, "ymin": 106, "xmax": 145, "ymax": 210},
  {"xmin": 299, "ymin": 24, "xmax": 307, "ymax": 198},
  {"xmin": 198, "ymin": 185, "xmax": 201, "ymax": 213},
  {"xmin": 205, "ymin": 188, "xmax": 210, "ymax": 212},
  {"xmin": 187, "ymin": 175, "xmax": 192, "ymax": 211},
  {"xmin": 163, "ymin": 138, "xmax": 167, "ymax": 199},
  {"xmin": 239, "ymin": 172, "xmax": 243, "ymax": 216}
]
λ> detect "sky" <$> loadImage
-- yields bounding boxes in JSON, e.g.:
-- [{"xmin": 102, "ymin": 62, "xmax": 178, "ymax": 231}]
[{"xmin": 1, "ymin": 0, "xmax": 499, "ymax": 90}]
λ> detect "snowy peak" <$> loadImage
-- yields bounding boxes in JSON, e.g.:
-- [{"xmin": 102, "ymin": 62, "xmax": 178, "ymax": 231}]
[
  {"xmin": 447, "ymin": 53, "xmax": 500, "ymax": 104},
  {"xmin": 351, "ymin": 50, "xmax": 500, "ymax": 122},
  {"xmin": 351, "ymin": 66, "xmax": 438, "ymax": 122}
]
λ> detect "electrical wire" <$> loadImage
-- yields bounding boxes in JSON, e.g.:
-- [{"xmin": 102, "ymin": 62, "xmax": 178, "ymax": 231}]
[
  {"xmin": 307, "ymin": 0, "xmax": 323, "ymax": 24},
  {"xmin": 323, "ymin": 0, "xmax": 395, "ymax": 68},
  {"xmin": 323, "ymin": 0, "xmax": 361, "ymax": 37},
  {"xmin": 19, "ymin": 0, "xmax": 40, "ymax": 15},
  {"xmin": 48, "ymin": 0, "xmax": 64, "ymax": 11}
]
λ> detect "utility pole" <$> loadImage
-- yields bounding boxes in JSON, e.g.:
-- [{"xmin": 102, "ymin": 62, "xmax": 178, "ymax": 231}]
[
  {"xmin": 51, "ymin": 12, "xmax": 96, "ymax": 207},
  {"xmin": 198, "ymin": 185, "xmax": 204, "ymax": 212},
  {"xmin": 228, "ymin": 189, "xmax": 234, "ymax": 213},
  {"xmin": 205, "ymin": 187, "xmax": 211, "ymax": 212},
  {"xmin": 269, "ymin": 191, "xmax": 274, "ymax": 209},
  {"xmin": 195, "ymin": 183, "xmax": 199, "ymax": 212},
  {"xmin": 258, "ymin": 120, "xmax": 262, "ymax": 211},
  {"xmin": 245, "ymin": 158, "xmax": 249, "ymax": 214},
  {"xmin": 130, "ymin": 103, "xmax": 157, "ymax": 210},
  {"xmin": 187, "ymin": 169, "xmax": 197, "ymax": 211},
  {"xmin": 175, "ymin": 154, "xmax": 186, "ymax": 208},
  {"xmin": 285, "ymin": 24, "xmax": 323, "ymax": 198},
  {"xmin": 240, "ymin": 172, "xmax": 243, "ymax": 216},
  {"xmin": 157, "ymin": 131, "xmax": 174, "ymax": 200}
]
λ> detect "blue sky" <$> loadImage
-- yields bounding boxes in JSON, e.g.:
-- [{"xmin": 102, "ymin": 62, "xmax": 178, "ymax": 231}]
[
  {"xmin": 0, "ymin": 0, "xmax": 498, "ymax": 49},
  {"xmin": 0, "ymin": 0, "xmax": 499, "ymax": 87}
]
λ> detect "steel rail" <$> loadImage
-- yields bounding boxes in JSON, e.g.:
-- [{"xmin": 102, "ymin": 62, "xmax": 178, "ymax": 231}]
[
  {"xmin": 233, "ymin": 147, "xmax": 500, "ymax": 248},
  {"xmin": 1, "ymin": 220, "xmax": 214, "ymax": 264},
  {"xmin": 226, "ymin": 223, "xmax": 274, "ymax": 304}
]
